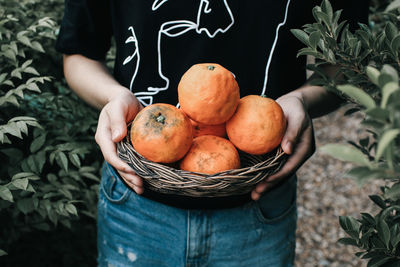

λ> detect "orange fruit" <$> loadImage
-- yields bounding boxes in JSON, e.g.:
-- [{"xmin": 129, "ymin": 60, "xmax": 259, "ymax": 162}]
[
  {"xmin": 130, "ymin": 103, "xmax": 193, "ymax": 163},
  {"xmin": 180, "ymin": 135, "xmax": 240, "ymax": 174},
  {"xmin": 226, "ymin": 95, "xmax": 286, "ymax": 155},
  {"xmin": 190, "ymin": 119, "xmax": 226, "ymax": 138},
  {"xmin": 178, "ymin": 63, "xmax": 240, "ymax": 125}
]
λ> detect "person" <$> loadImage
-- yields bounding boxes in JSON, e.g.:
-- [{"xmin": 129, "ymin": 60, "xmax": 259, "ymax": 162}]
[{"xmin": 56, "ymin": 0, "xmax": 368, "ymax": 266}]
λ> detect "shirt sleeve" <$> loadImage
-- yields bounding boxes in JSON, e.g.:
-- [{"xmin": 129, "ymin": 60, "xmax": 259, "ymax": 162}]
[{"xmin": 55, "ymin": 0, "xmax": 112, "ymax": 60}]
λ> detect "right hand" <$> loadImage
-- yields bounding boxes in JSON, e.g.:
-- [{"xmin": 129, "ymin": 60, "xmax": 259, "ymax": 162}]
[{"xmin": 95, "ymin": 90, "xmax": 144, "ymax": 194}]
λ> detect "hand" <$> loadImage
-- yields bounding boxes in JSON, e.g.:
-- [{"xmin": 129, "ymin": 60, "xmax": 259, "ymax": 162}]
[
  {"xmin": 251, "ymin": 94, "xmax": 316, "ymax": 201},
  {"xmin": 95, "ymin": 90, "xmax": 144, "ymax": 194}
]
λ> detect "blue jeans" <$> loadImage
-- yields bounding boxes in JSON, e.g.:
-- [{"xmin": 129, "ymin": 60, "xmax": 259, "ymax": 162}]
[{"xmin": 97, "ymin": 162, "xmax": 297, "ymax": 267}]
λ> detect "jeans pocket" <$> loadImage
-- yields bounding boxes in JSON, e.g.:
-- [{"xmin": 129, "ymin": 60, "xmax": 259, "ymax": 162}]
[
  {"xmin": 100, "ymin": 162, "xmax": 132, "ymax": 204},
  {"xmin": 254, "ymin": 175, "xmax": 297, "ymax": 224}
]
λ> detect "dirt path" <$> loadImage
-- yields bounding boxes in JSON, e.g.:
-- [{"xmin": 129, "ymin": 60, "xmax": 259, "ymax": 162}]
[{"xmin": 295, "ymin": 106, "xmax": 382, "ymax": 266}]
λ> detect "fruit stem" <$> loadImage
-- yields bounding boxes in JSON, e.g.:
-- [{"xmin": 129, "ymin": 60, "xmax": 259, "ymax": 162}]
[
  {"xmin": 207, "ymin": 65, "xmax": 215, "ymax": 71},
  {"xmin": 156, "ymin": 114, "xmax": 166, "ymax": 124},
  {"xmin": 260, "ymin": 94, "xmax": 268, "ymax": 98}
]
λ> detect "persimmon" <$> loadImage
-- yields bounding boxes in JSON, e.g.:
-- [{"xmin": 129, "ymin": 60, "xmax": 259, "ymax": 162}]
[
  {"xmin": 226, "ymin": 95, "xmax": 286, "ymax": 155},
  {"xmin": 190, "ymin": 119, "xmax": 226, "ymax": 138},
  {"xmin": 180, "ymin": 135, "xmax": 240, "ymax": 174},
  {"xmin": 130, "ymin": 103, "xmax": 193, "ymax": 163},
  {"xmin": 178, "ymin": 63, "xmax": 240, "ymax": 125}
]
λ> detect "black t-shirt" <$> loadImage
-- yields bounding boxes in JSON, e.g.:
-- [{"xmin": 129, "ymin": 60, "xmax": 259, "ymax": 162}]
[{"xmin": 56, "ymin": 0, "xmax": 369, "ymax": 209}]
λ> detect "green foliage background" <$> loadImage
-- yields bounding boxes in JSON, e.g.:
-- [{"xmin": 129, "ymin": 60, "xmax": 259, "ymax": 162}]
[
  {"xmin": 0, "ymin": 0, "xmax": 100, "ymax": 265},
  {"xmin": 292, "ymin": 0, "xmax": 400, "ymax": 265}
]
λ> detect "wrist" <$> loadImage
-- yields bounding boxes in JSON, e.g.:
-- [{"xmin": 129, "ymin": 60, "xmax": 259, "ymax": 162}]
[
  {"xmin": 277, "ymin": 90, "xmax": 308, "ymax": 110},
  {"xmin": 106, "ymin": 85, "xmax": 133, "ymax": 104}
]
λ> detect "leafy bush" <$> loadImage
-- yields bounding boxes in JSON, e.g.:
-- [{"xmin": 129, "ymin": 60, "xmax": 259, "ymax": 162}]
[
  {"xmin": 292, "ymin": 0, "xmax": 400, "ymax": 265},
  {"xmin": 0, "ymin": 0, "xmax": 101, "ymax": 264}
]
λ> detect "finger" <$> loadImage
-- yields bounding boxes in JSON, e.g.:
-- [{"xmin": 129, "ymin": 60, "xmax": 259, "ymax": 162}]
[
  {"xmin": 105, "ymin": 103, "xmax": 128, "ymax": 142},
  {"xmin": 270, "ymin": 124, "xmax": 315, "ymax": 183},
  {"xmin": 251, "ymin": 182, "xmax": 267, "ymax": 201},
  {"xmin": 95, "ymin": 116, "xmax": 134, "ymax": 174},
  {"xmin": 118, "ymin": 171, "xmax": 144, "ymax": 194},
  {"xmin": 117, "ymin": 170, "xmax": 143, "ymax": 188},
  {"xmin": 252, "ymin": 125, "xmax": 315, "ymax": 200},
  {"xmin": 124, "ymin": 178, "xmax": 145, "ymax": 195},
  {"xmin": 281, "ymin": 112, "xmax": 306, "ymax": 155}
]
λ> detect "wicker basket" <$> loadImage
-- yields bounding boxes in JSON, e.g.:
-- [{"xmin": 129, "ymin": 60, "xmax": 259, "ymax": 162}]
[{"xmin": 117, "ymin": 129, "xmax": 287, "ymax": 197}]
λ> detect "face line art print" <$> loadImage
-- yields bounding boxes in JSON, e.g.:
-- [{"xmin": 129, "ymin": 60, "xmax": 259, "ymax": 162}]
[
  {"xmin": 261, "ymin": 0, "xmax": 292, "ymax": 96},
  {"xmin": 123, "ymin": 0, "xmax": 291, "ymax": 107},
  {"xmin": 122, "ymin": 26, "xmax": 140, "ymax": 95}
]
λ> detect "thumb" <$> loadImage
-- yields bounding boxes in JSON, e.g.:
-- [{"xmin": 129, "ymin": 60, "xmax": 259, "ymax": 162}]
[
  {"xmin": 281, "ymin": 115, "xmax": 304, "ymax": 155},
  {"xmin": 106, "ymin": 105, "xmax": 128, "ymax": 142}
]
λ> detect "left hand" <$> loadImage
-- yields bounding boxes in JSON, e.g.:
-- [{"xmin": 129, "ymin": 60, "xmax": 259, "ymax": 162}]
[{"xmin": 251, "ymin": 94, "xmax": 316, "ymax": 201}]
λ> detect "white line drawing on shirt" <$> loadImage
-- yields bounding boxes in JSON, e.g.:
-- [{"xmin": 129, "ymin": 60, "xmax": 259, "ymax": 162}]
[
  {"xmin": 261, "ymin": 0, "xmax": 292, "ymax": 96},
  {"xmin": 152, "ymin": 0, "xmax": 169, "ymax": 11},
  {"xmin": 123, "ymin": 0, "xmax": 291, "ymax": 106},
  {"xmin": 122, "ymin": 27, "xmax": 140, "ymax": 94}
]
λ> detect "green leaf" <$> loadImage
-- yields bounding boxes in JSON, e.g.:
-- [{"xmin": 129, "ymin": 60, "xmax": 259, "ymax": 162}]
[
  {"xmin": 377, "ymin": 217, "xmax": 390, "ymax": 248},
  {"xmin": 31, "ymin": 41, "xmax": 44, "ymax": 53},
  {"xmin": 65, "ymin": 203, "xmax": 78, "ymax": 216},
  {"xmin": 381, "ymin": 82, "xmax": 399, "ymax": 108},
  {"xmin": 80, "ymin": 172, "xmax": 100, "ymax": 182},
  {"xmin": 26, "ymin": 82, "xmax": 41, "ymax": 92},
  {"xmin": 375, "ymin": 129, "xmax": 400, "ymax": 161},
  {"xmin": 337, "ymin": 85, "xmax": 376, "ymax": 109},
  {"xmin": 365, "ymin": 107, "xmax": 389, "ymax": 122},
  {"xmin": 0, "ymin": 249, "xmax": 7, "ymax": 256},
  {"xmin": 30, "ymin": 133, "xmax": 46, "ymax": 153},
  {"xmin": 290, "ymin": 29, "xmax": 310, "ymax": 46},
  {"xmin": 314, "ymin": 10, "xmax": 331, "ymax": 27},
  {"xmin": 56, "ymin": 152, "xmax": 68, "ymax": 172},
  {"xmin": 296, "ymin": 48, "xmax": 323, "ymax": 58},
  {"xmin": 12, "ymin": 172, "xmax": 40, "ymax": 181},
  {"xmin": 379, "ymin": 74, "xmax": 396, "ymax": 89},
  {"xmin": 385, "ymin": 22, "xmax": 398, "ymax": 41},
  {"xmin": 367, "ymin": 256, "xmax": 392, "ymax": 267},
  {"xmin": 34, "ymin": 150, "xmax": 46, "ymax": 173},
  {"xmin": 321, "ymin": 0, "xmax": 333, "ymax": 20},
  {"xmin": 69, "ymin": 153, "xmax": 81, "ymax": 168},
  {"xmin": 360, "ymin": 213, "xmax": 375, "ymax": 225},
  {"xmin": 59, "ymin": 188, "xmax": 73, "ymax": 199},
  {"xmin": 3, "ymin": 49, "xmax": 17, "ymax": 62},
  {"xmin": 320, "ymin": 144, "xmax": 371, "ymax": 166},
  {"xmin": 339, "ymin": 216, "xmax": 360, "ymax": 239},
  {"xmin": 385, "ymin": 0, "xmax": 400, "ymax": 12},
  {"xmin": 3, "ymin": 123, "xmax": 23, "ymax": 139},
  {"xmin": 366, "ymin": 66, "xmax": 380, "ymax": 85},
  {"xmin": 381, "ymin": 65, "xmax": 399, "ymax": 83},
  {"xmin": 23, "ymin": 67, "xmax": 40, "ymax": 76},
  {"xmin": 11, "ymin": 178, "xmax": 29, "ymax": 190},
  {"xmin": 390, "ymin": 224, "xmax": 400, "ymax": 248},
  {"xmin": 391, "ymin": 34, "xmax": 400, "ymax": 52},
  {"xmin": 338, "ymin": 237, "xmax": 358, "ymax": 246},
  {"xmin": 384, "ymin": 183, "xmax": 400, "ymax": 200},
  {"xmin": 346, "ymin": 167, "xmax": 383, "ymax": 185},
  {"xmin": 0, "ymin": 186, "xmax": 13, "ymax": 202},
  {"xmin": 369, "ymin": 195, "xmax": 387, "ymax": 209},
  {"xmin": 17, "ymin": 198, "xmax": 35, "ymax": 214},
  {"xmin": 17, "ymin": 35, "xmax": 31, "ymax": 47},
  {"xmin": 309, "ymin": 31, "xmax": 321, "ymax": 50}
]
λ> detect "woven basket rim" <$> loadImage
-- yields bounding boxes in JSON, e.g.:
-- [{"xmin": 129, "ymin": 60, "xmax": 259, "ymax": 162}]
[{"xmin": 117, "ymin": 129, "xmax": 287, "ymax": 197}]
